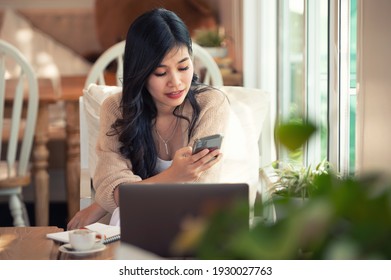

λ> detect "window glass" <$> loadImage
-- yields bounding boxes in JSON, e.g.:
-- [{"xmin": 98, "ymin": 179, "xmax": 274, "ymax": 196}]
[
  {"xmin": 277, "ymin": 0, "xmax": 354, "ymax": 172},
  {"xmin": 278, "ymin": 0, "xmax": 305, "ymax": 163},
  {"xmin": 278, "ymin": 0, "xmax": 328, "ymax": 165},
  {"xmin": 349, "ymin": 0, "xmax": 357, "ymax": 173},
  {"xmin": 318, "ymin": 0, "xmax": 329, "ymax": 162}
]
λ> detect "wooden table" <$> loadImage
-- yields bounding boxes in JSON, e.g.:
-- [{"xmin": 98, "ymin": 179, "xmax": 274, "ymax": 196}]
[
  {"xmin": 0, "ymin": 226, "xmax": 62, "ymax": 259},
  {"xmin": 58, "ymin": 76, "xmax": 86, "ymax": 222},
  {"xmin": 5, "ymin": 79, "xmax": 58, "ymax": 227},
  {"xmin": 41, "ymin": 75, "xmax": 117, "ymax": 224},
  {"xmin": 222, "ymin": 71, "xmax": 243, "ymax": 86},
  {"xmin": 5, "ymin": 76, "xmax": 88, "ymax": 226},
  {"xmin": 0, "ymin": 226, "xmax": 119, "ymax": 260},
  {"xmin": 60, "ymin": 75, "xmax": 117, "ymax": 221}
]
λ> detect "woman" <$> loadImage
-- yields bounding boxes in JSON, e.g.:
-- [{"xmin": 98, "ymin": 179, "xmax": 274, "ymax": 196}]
[{"xmin": 67, "ymin": 8, "xmax": 229, "ymax": 229}]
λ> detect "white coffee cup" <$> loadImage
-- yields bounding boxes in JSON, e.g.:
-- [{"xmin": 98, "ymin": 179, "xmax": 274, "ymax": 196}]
[{"xmin": 68, "ymin": 229, "xmax": 102, "ymax": 251}]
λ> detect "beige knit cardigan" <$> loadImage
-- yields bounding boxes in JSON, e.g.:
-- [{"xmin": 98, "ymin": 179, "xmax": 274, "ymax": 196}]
[{"xmin": 93, "ymin": 88, "xmax": 230, "ymax": 213}]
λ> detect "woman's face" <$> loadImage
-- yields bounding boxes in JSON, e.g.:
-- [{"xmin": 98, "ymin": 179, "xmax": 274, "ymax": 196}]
[{"xmin": 146, "ymin": 45, "xmax": 194, "ymax": 113}]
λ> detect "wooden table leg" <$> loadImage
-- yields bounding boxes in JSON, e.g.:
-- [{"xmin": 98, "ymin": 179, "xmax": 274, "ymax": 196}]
[
  {"xmin": 33, "ymin": 104, "xmax": 50, "ymax": 226},
  {"xmin": 65, "ymin": 101, "xmax": 80, "ymax": 221}
]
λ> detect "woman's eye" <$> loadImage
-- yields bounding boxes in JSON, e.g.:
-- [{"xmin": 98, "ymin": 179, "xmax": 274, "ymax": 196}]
[
  {"xmin": 154, "ymin": 65, "xmax": 189, "ymax": 77},
  {"xmin": 154, "ymin": 72, "xmax": 166, "ymax": 77},
  {"xmin": 179, "ymin": 66, "xmax": 189, "ymax": 71}
]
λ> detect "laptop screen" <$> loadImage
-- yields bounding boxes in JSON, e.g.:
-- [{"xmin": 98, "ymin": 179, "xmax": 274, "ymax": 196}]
[{"xmin": 118, "ymin": 183, "xmax": 249, "ymax": 258}]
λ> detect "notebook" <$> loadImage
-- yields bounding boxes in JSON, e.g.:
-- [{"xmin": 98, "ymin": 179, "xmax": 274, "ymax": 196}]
[
  {"xmin": 46, "ymin": 222, "xmax": 120, "ymax": 244},
  {"xmin": 119, "ymin": 183, "xmax": 249, "ymax": 258}
]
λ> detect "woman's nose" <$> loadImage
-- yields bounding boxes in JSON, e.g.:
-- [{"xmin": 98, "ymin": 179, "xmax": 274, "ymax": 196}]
[{"xmin": 168, "ymin": 72, "xmax": 181, "ymax": 87}]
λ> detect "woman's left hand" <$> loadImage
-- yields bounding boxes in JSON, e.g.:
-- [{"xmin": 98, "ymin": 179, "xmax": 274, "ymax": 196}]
[
  {"xmin": 67, "ymin": 202, "xmax": 107, "ymax": 230},
  {"xmin": 167, "ymin": 146, "xmax": 222, "ymax": 182}
]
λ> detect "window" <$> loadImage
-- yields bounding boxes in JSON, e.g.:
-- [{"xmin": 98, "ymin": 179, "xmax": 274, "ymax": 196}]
[
  {"xmin": 243, "ymin": 0, "xmax": 356, "ymax": 174},
  {"xmin": 349, "ymin": 0, "xmax": 357, "ymax": 173},
  {"xmin": 331, "ymin": 0, "xmax": 357, "ymax": 174},
  {"xmin": 277, "ymin": 0, "xmax": 328, "ymax": 167}
]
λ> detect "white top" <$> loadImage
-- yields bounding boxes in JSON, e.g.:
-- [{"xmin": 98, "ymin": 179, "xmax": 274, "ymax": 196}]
[
  {"xmin": 155, "ymin": 157, "xmax": 173, "ymax": 174},
  {"xmin": 109, "ymin": 157, "xmax": 172, "ymax": 226}
]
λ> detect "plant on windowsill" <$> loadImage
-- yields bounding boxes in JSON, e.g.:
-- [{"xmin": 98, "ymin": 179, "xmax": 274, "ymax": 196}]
[
  {"xmin": 267, "ymin": 158, "xmax": 335, "ymax": 221},
  {"xmin": 261, "ymin": 119, "xmax": 335, "ymax": 220},
  {"xmin": 271, "ymin": 158, "xmax": 333, "ymax": 199},
  {"xmin": 193, "ymin": 28, "xmax": 228, "ymax": 58}
]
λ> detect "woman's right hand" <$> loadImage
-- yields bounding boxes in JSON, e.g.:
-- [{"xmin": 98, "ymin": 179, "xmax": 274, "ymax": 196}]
[
  {"xmin": 67, "ymin": 202, "xmax": 107, "ymax": 230},
  {"xmin": 167, "ymin": 146, "xmax": 222, "ymax": 182}
]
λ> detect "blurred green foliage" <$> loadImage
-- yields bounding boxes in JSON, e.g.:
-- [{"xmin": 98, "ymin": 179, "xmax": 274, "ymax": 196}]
[
  {"xmin": 193, "ymin": 172, "xmax": 391, "ymax": 259},
  {"xmin": 275, "ymin": 119, "xmax": 317, "ymax": 152},
  {"xmin": 186, "ymin": 120, "xmax": 391, "ymax": 259}
]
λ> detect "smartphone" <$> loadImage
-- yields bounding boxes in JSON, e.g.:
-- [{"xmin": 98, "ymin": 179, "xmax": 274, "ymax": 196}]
[{"xmin": 192, "ymin": 134, "xmax": 224, "ymax": 154}]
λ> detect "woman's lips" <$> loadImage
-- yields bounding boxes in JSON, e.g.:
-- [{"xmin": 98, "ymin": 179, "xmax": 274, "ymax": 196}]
[{"xmin": 166, "ymin": 89, "xmax": 184, "ymax": 99}]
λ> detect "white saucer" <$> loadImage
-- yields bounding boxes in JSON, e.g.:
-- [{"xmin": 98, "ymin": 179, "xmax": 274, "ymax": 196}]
[{"xmin": 59, "ymin": 243, "xmax": 106, "ymax": 256}]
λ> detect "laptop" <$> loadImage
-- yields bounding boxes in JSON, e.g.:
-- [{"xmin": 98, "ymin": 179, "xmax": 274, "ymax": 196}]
[{"xmin": 118, "ymin": 183, "xmax": 249, "ymax": 258}]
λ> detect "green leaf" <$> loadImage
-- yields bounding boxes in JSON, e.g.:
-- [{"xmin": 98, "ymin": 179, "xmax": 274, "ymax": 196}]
[{"xmin": 275, "ymin": 121, "xmax": 317, "ymax": 151}]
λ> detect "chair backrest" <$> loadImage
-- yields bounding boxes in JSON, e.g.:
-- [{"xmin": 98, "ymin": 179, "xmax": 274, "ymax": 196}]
[
  {"xmin": 79, "ymin": 95, "xmax": 91, "ymax": 209},
  {"xmin": 79, "ymin": 85, "xmax": 122, "ymax": 209},
  {"xmin": 79, "ymin": 84, "xmax": 270, "ymax": 209},
  {"xmin": 0, "ymin": 39, "xmax": 39, "ymax": 178},
  {"xmin": 84, "ymin": 41, "xmax": 126, "ymax": 88},
  {"xmin": 81, "ymin": 40, "xmax": 126, "ymax": 204},
  {"xmin": 192, "ymin": 42, "xmax": 223, "ymax": 86},
  {"xmin": 84, "ymin": 40, "xmax": 223, "ymax": 89}
]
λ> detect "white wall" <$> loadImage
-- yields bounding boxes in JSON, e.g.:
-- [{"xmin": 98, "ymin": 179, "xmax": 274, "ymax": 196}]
[
  {"xmin": 356, "ymin": 0, "xmax": 391, "ymax": 177},
  {"xmin": 0, "ymin": 0, "xmax": 100, "ymax": 57},
  {"xmin": 242, "ymin": 0, "xmax": 277, "ymax": 167}
]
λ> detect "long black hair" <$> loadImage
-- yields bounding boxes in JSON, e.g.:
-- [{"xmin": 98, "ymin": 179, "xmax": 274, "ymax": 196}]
[{"xmin": 109, "ymin": 8, "xmax": 208, "ymax": 179}]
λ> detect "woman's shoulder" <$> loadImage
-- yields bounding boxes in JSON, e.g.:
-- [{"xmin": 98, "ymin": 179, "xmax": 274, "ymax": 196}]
[
  {"xmin": 101, "ymin": 92, "xmax": 122, "ymax": 111},
  {"xmin": 102, "ymin": 91, "xmax": 121, "ymax": 105},
  {"xmin": 100, "ymin": 91, "xmax": 122, "ymax": 121},
  {"xmin": 195, "ymin": 86, "xmax": 228, "ymax": 108}
]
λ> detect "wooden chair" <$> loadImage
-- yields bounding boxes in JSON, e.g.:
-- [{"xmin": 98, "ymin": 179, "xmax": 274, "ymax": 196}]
[{"xmin": 0, "ymin": 39, "xmax": 39, "ymax": 226}]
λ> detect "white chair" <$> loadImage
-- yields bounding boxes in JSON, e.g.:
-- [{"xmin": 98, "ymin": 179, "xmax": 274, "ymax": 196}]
[
  {"xmin": 192, "ymin": 42, "xmax": 223, "ymax": 86},
  {"xmin": 79, "ymin": 84, "xmax": 270, "ymax": 211},
  {"xmin": 0, "ymin": 39, "xmax": 39, "ymax": 226},
  {"xmin": 84, "ymin": 40, "xmax": 223, "ymax": 88},
  {"xmin": 79, "ymin": 41, "xmax": 225, "ymax": 210},
  {"xmin": 79, "ymin": 85, "xmax": 123, "ymax": 210},
  {"xmin": 81, "ymin": 41, "xmax": 126, "ymax": 210},
  {"xmin": 84, "ymin": 41, "xmax": 126, "ymax": 88}
]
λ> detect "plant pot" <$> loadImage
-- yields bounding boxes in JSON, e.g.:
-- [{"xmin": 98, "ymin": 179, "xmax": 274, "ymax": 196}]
[
  {"xmin": 204, "ymin": 47, "xmax": 228, "ymax": 58},
  {"xmin": 271, "ymin": 194, "xmax": 308, "ymax": 221}
]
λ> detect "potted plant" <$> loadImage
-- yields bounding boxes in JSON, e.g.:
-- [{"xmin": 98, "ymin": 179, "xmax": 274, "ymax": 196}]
[
  {"xmin": 258, "ymin": 118, "xmax": 319, "ymax": 219},
  {"xmin": 193, "ymin": 28, "xmax": 228, "ymax": 58},
  {"xmin": 267, "ymin": 158, "xmax": 335, "ymax": 221},
  {"xmin": 271, "ymin": 158, "xmax": 333, "ymax": 198}
]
